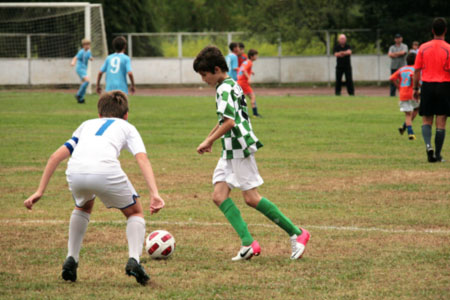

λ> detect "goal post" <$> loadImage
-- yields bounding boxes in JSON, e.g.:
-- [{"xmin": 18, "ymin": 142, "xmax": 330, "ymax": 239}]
[{"xmin": 0, "ymin": 2, "xmax": 107, "ymax": 91}]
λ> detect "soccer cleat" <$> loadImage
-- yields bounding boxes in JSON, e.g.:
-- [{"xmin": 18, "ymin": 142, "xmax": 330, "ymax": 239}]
[
  {"xmin": 426, "ymin": 146, "xmax": 437, "ymax": 163},
  {"xmin": 408, "ymin": 134, "xmax": 416, "ymax": 140},
  {"xmin": 231, "ymin": 240, "xmax": 261, "ymax": 261},
  {"xmin": 435, "ymin": 156, "xmax": 445, "ymax": 163},
  {"xmin": 398, "ymin": 127, "xmax": 405, "ymax": 135},
  {"xmin": 62, "ymin": 256, "xmax": 78, "ymax": 282},
  {"xmin": 253, "ymin": 114, "xmax": 263, "ymax": 118},
  {"xmin": 290, "ymin": 228, "xmax": 310, "ymax": 260},
  {"xmin": 125, "ymin": 258, "xmax": 150, "ymax": 286},
  {"xmin": 79, "ymin": 98, "xmax": 85, "ymax": 104}
]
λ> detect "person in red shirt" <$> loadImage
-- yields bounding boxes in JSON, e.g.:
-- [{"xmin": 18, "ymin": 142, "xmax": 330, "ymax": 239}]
[
  {"xmin": 413, "ymin": 17, "xmax": 450, "ymax": 162},
  {"xmin": 238, "ymin": 42, "xmax": 248, "ymax": 67},
  {"xmin": 390, "ymin": 53, "xmax": 419, "ymax": 140},
  {"xmin": 238, "ymin": 49, "xmax": 260, "ymax": 117}
]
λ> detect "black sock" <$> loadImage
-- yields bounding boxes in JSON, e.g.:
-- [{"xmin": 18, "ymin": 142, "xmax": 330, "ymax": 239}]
[
  {"xmin": 422, "ymin": 125, "xmax": 432, "ymax": 149},
  {"xmin": 435, "ymin": 129, "xmax": 446, "ymax": 158},
  {"xmin": 252, "ymin": 107, "xmax": 258, "ymax": 115},
  {"xmin": 402, "ymin": 122, "xmax": 406, "ymax": 130}
]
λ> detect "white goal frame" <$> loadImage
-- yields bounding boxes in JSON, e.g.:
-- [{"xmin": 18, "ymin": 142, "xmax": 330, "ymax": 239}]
[{"xmin": 0, "ymin": 2, "xmax": 107, "ymax": 92}]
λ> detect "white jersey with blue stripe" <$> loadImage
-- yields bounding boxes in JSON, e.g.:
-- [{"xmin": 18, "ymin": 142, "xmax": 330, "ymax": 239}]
[{"xmin": 65, "ymin": 118, "xmax": 146, "ymax": 175}]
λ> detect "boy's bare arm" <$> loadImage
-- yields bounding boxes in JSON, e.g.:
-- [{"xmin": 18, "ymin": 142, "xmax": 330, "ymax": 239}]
[
  {"xmin": 71, "ymin": 56, "xmax": 77, "ymax": 66},
  {"xmin": 207, "ymin": 123, "xmax": 220, "ymax": 137},
  {"xmin": 197, "ymin": 118, "xmax": 235, "ymax": 154},
  {"xmin": 128, "ymin": 72, "xmax": 136, "ymax": 94},
  {"xmin": 24, "ymin": 146, "xmax": 71, "ymax": 210},
  {"xmin": 135, "ymin": 153, "xmax": 165, "ymax": 214},
  {"xmin": 96, "ymin": 72, "xmax": 103, "ymax": 94}
]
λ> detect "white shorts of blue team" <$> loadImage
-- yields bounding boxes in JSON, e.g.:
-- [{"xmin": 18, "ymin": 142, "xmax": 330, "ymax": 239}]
[
  {"xmin": 399, "ymin": 100, "xmax": 419, "ymax": 112},
  {"xmin": 66, "ymin": 173, "xmax": 138, "ymax": 209},
  {"xmin": 212, "ymin": 154, "xmax": 264, "ymax": 191}
]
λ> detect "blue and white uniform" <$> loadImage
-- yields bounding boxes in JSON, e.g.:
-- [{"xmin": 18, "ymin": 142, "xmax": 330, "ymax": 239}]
[
  {"xmin": 64, "ymin": 118, "xmax": 146, "ymax": 209},
  {"xmin": 75, "ymin": 49, "xmax": 91, "ymax": 79},
  {"xmin": 100, "ymin": 53, "xmax": 132, "ymax": 94}
]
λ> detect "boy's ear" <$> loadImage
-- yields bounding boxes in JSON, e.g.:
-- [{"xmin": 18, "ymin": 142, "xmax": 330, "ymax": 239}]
[
  {"xmin": 98, "ymin": 114, "xmax": 102, "ymax": 118},
  {"xmin": 123, "ymin": 112, "xmax": 129, "ymax": 120},
  {"xmin": 214, "ymin": 66, "xmax": 221, "ymax": 74}
]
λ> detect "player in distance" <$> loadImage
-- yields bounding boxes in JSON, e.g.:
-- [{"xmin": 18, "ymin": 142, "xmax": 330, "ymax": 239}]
[
  {"xmin": 237, "ymin": 49, "xmax": 261, "ymax": 117},
  {"xmin": 97, "ymin": 36, "xmax": 135, "ymax": 95},
  {"xmin": 193, "ymin": 46, "xmax": 310, "ymax": 261},
  {"xmin": 390, "ymin": 53, "xmax": 419, "ymax": 140},
  {"xmin": 24, "ymin": 91, "xmax": 165, "ymax": 285},
  {"xmin": 71, "ymin": 38, "xmax": 93, "ymax": 104}
]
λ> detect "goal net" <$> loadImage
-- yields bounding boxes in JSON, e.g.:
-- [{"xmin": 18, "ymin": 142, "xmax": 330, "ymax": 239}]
[{"xmin": 0, "ymin": 2, "xmax": 107, "ymax": 59}]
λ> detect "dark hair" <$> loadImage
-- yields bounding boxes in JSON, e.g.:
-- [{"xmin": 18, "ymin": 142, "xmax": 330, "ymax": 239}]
[
  {"xmin": 406, "ymin": 52, "xmax": 416, "ymax": 65},
  {"xmin": 228, "ymin": 42, "xmax": 238, "ymax": 52},
  {"xmin": 193, "ymin": 46, "xmax": 228, "ymax": 73},
  {"xmin": 432, "ymin": 17, "xmax": 447, "ymax": 36},
  {"xmin": 239, "ymin": 42, "xmax": 245, "ymax": 49},
  {"xmin": 98, "ymin": 90, "xmax": 129, "ymax": 118},
  {"xmin": 113, "ymin": 36, "xmax": 127, "ymax": 52},
  {"xmin": 248, "ymin": 49, "xmax": 258, "ymax": 58}
]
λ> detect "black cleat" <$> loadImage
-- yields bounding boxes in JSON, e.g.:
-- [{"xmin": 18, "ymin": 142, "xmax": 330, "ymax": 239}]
[
  {"xmin": 426, "ymin": 147, "xmax": 437, "ymax": 163},
  {"xmin": 125, "ymin": 258, "xmax": 150, "ymax": 286},
  {"xmin": 435, "ymin": 156, "xmax": 445, "ymax": 162},
  {"xmin": 62, "ymin": 256, "xmax": 78, "ymax": 282},
  {"xmin": 253, "ymin": 114, "xmax": 262, "ymax": 118},
  {"xmin": 398, "ymin": 127, "xmax": 405, "ymax": 135},
  {"xmin": 79, "ymin": 98, "xmax": 85, "ymax": 104}
]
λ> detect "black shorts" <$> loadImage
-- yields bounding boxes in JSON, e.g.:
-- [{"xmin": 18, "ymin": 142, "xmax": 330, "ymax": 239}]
[{"xmin": 419, "ymin": 82, "xmax": 450, "ymax": 116}]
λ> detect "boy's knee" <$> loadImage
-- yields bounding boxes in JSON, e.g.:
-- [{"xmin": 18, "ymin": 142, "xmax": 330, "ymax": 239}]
[
  {"xmin": 212, "ymin": 191, "xmax": 227, "ymax": 206},
  {"xmin": 243, "ymin": 193, "xmax": 260, "ymax": 208}
]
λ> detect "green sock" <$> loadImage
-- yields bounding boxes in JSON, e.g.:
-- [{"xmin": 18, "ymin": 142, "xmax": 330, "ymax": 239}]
[
  {"xmin": 219, "ymin": 198, "xmax": 254, "ymax": 246},
  {"xmin": 256, "ymin": 197, "xmax": 301, "ymax": 236}
]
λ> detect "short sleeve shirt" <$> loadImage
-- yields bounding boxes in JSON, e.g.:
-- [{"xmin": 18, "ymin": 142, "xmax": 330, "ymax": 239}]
[
  {"xmin": 414, "ymin": 39, "xmax": 450, "ymax": 82},
  {"xmin": 389, "ymin": 43, "xmax": 408, "ymax": 69},
  {"xmin": 75, "ymin": 49, "xmax": 91, "ymax": 71},
  {"xmin": 237, "ymin": 60, "xmax": 253, "ymax": 83},
  {"xmin": 216, "ymin": 78, "xmax": 263, "ymax": 159},
  {"xmin": 333, "ymin": 44, "xmax": 351, "ymax": 68},
  {"xmin": 65, "ymin": 118, "xmax": 146, "ymax": 175},
  {"xmin": 100, "ymin": 53, "xmax": 132, "ymax": 94},
  {"xmin": 225, "ymin": 53, "xmax": 238, "ymax": 81},
  {"xmin": 389, "ymin": 66, "xmax": 415, "ymax": 101}
]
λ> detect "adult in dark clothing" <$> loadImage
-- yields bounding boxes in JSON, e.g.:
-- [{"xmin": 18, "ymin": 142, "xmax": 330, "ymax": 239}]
[{"xmin": 334, "ymin": 34, "xmax": 354, "ymax": 96}]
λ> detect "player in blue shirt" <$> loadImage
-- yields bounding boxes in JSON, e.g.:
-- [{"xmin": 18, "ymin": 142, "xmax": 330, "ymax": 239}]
[
  {"xmin": 225, "ymin": 42, "xmax": 239, "ymax": 81},
  {"xmin": 71, "ymin": 39, "xmax": 93, "ymax": 104},
  {"xmin": 96, "ymin": 36, "xmax": 135, "ymax": 95}
]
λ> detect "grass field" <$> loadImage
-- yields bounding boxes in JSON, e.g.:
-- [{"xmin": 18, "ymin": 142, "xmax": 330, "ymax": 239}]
[{"xmin": 0, "ymin": 91, "xmax": 449, "ymax": 300}]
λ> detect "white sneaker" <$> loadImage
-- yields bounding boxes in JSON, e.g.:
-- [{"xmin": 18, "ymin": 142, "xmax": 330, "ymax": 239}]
[
  {"xmin": 231, "ymin": 240, "xmax": 261, "ymax": 261},
  {"xmin": 290, "ymin": 228, "xmax": 310, "ymax": 260}
]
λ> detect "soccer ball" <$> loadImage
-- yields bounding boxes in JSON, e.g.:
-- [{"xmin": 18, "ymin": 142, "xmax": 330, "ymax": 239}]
[{"xmin": 145, "ymin": 230, "xmax": 175, "ymax": 259}]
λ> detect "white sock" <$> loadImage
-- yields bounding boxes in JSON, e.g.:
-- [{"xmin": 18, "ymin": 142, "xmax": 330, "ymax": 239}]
[
  {"xmin": 67, "ymin": 210, "xmax": 90, "ymax": 262},
  {"xmin": 126, "ymin": 216, "xmax": 146, "ymax": 263}
]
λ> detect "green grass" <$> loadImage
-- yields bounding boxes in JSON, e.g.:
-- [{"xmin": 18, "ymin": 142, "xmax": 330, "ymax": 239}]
[{"xmin": 0, "ymin": 91, "xmax": 449, "ymax": 299}]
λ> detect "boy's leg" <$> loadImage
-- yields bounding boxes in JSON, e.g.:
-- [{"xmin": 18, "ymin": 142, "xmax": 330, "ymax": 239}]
[
  {"xmin": 121, "ymin": 199, "xmax": 149, "ymax": 286},
  {"xmin": 405, "ymin": 111, "xmax": 415, "ymax": 138},
  {"xmin": 243, "ymin": 188, "xmax": 301, "ymax": 236},
  {"xmin": 248, "ymin": 93, "xmax": 260, "ymax": 116},
  {"xmin": 76, "ymin": 76, "xmax": 90, "ymax": 100},
  {"xmin": 63, "ymin": 199, "xmax": 94, "ymax": 282},
  {"xmin": 214, "ymin": 182, "xmax": 254, "ymax": 247}
]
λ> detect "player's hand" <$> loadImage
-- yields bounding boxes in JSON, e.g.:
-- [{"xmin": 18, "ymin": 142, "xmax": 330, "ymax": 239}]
[
  {"xmin": 96, "ymin": 86, "xmax": 102, "ymax": 94},
  {"xmin": 130, "ymin": 86, "xmax": 136, "ymax": 95},
  {"xmin": 70, "ymin": 63, "xmax": 75, "ymax": 67},
  {"xmin": 24, "ymin": 192, "xmax": 42, "ymax": 210},
  {"xmin": 413, "ymin": 90, "xmax": 420, "ymax": 100},
  {"xmin": 150, "ymin": 194, "xmax": 165, "ymax": 215},
  {"xmin": 197, "ymin": 140, "xmax": 213, "ymax": 154}
]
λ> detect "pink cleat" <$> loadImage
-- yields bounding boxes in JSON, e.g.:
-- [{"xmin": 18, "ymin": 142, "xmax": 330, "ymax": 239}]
[
  {"xmin": 231, "ymin": 240, "xmax": 261, "ymax": 261},
  {"xmin": 290, "ymin": 228, "xmax": 310, "ymax": 260}
]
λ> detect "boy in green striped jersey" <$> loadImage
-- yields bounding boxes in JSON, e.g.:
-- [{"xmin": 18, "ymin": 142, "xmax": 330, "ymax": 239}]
[{"xmin": 193, "ymin": 46, "xmax": 310, "ymax": 261}]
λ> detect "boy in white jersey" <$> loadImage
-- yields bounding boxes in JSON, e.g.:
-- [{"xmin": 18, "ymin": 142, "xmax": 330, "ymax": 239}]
[
  {"xmin": 24, "ymin": 90, "xmax": 164, "ymax": 285},
  {"xmin": 193, "ymin": 46, "xmax": 310, "ymax": 261}
]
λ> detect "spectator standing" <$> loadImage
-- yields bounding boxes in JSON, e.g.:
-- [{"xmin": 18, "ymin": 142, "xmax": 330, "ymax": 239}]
[
  {"xmin": 388, "ymin": 34, "xmax": 408, "ymax": 96},
  {"xmin": 333, "ymin": 34, "xmax": 354, "ymax": 96}
]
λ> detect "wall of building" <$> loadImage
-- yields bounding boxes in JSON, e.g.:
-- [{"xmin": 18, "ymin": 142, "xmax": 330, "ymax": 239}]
[{"xmin": 0, "ymin": 55, "xmax": 392, "ymax": 85}]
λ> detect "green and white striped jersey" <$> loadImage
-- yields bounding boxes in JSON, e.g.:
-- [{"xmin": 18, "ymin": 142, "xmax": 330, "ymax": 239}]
[{"xmin": 215, "ymin": 77, "xmax": 263, "ymax": 159}]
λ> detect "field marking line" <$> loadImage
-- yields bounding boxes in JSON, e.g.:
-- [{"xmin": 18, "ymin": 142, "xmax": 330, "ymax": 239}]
[{"xmin": 1, "ymin": 219, "xmax": 449, "ymax": 235}]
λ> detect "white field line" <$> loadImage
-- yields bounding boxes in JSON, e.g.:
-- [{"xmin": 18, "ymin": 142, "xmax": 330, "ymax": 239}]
[{"xmin": 1, "ymin": 219, "xmax": 449, "ymax": 235}]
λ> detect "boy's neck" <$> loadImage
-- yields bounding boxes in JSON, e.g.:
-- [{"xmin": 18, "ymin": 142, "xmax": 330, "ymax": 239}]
[{"xmin": 216, "ymin": 74, "xmax": 228, "ymax": 85}]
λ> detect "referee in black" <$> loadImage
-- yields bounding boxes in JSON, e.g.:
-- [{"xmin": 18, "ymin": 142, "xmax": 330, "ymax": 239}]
[
  {"xmin": 413, "ymin": 17, "xmax": 450, "ymax": 162},
  {"xmin": 334, "ymin": 34, "xmax": 354, "ymax": 96}
]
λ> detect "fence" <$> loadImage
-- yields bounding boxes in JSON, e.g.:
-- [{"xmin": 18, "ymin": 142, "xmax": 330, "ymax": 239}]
[{"xmin": 0, "ymin": 30, "xmax": 390, "ymax": 86}]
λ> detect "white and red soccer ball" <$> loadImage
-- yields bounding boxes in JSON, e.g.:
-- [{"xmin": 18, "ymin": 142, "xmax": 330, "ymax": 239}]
[{"xmin": 145, "ymin": 230, "xmax": 175, "ymax": 259}]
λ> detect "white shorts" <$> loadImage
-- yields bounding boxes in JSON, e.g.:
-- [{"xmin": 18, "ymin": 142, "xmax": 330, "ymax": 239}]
[
  {"xmin": 66, "ymin": 173, "xmax": 139, "ymax": 209},
  {"xmin": 399, "ymin": 100, "xmax": 419, "ymax": 112},
  {"xmin": 212, "ymin": 154, "xmax": 264, "ymax": 191}
]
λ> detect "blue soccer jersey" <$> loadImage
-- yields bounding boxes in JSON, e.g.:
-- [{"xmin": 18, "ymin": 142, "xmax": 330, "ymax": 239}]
[
  {"xmin": 100, "ymin": 53, "xmax": 132, "ymax": 94},
  {"xmin": 225, "ymin": 53, "xmax": 238, "ymax": 81},
  {"xmin": 75, "ymin": 49, "xmax": 91, "ymax": 79}
]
